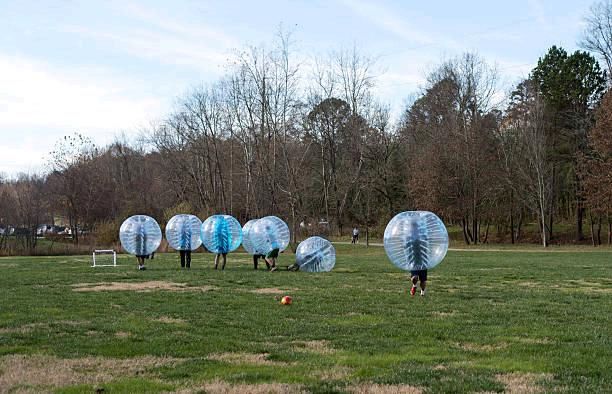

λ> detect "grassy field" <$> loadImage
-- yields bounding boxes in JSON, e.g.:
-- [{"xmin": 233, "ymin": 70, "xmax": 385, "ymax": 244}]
[{"xmin": 0, "ymin": 245, "xmax": 611, "ymax": 393}]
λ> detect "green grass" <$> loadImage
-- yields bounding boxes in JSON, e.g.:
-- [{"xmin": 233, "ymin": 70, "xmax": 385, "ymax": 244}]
[{"xmin": 0, "ymin": 245, "xmax": 611, "ymax": 393}]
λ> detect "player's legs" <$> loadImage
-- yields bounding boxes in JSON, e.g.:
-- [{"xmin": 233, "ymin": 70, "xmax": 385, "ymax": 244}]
[
  {"xmin": 214, "ymin": 254, "xmax": 220, "ymax": 269},
  {"xmin": 419, "ymin": 271, "xmax": 428, "ymax": 296},
  {"xmin": 221, "ymin": 253, "xmax": 227, "ymax": 270},
  {"xmin": 180, "ymin": 250, "xmax": 186, "ymax": 268},
  {"xmin": 410, "ymin": 274, "xmax": 418, "ymax": 295},
  {"xmin": 186, "ymin": 250, "xmax": 191, "ymax": 269}
]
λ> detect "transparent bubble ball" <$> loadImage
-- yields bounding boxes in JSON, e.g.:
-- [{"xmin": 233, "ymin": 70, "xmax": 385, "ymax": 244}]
[
  {"xmin": 200, "ymin": 215, "xmax": 243, "ymax": 254},
  {"xmin": 383, "ymin": 211, "xmax": 449, "ymax": 271},
  {"xmin": 165, "ymin": 214, "xmax": 202, "ymax": 251},
  {"xmin": 251, "ymin": 216, "xmax": 290, "ymax": 255},
  {"xmin": 295, "ymin": 236, "xmax": 336, "ymax": 272},
  {"xmin": 119, "ymin": 215, "xmax": 162, "ymax": 256},
  {"xmin": 241, "ymin": 219, "xmax": 263, "ymax": 255}
]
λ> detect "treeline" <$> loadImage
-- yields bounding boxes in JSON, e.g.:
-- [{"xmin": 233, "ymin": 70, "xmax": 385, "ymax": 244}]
[{"xmin": 2, "ymin": 3, "xmax": 612, "ymax": 253}]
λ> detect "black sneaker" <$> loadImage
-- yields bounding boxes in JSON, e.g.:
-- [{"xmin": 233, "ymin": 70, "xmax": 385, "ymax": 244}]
[{"xmin": 138, "ymin": 265, "xmax": 146, "ymax": 270}]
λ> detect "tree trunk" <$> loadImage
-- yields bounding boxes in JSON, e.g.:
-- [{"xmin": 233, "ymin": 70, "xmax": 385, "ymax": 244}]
[
  {"xmin": 461, "ymin": 218, "xmax": 472, "ymax": 245},
  {"xmin": 596, "ymin": 216, "xmax": 602, "ymax": 246},
  {"xmin": 483, "ymin": 221, "xmax": 490, "ymax": 244},
  {"xmin": 590, "ymin": 213, "xmax": 596, "ymax": 247}
]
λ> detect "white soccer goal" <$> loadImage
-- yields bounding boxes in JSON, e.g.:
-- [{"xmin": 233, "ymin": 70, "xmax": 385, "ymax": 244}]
[{"xmin": 92, "ymin": 249, "xmax": 117, "ymax": 267}]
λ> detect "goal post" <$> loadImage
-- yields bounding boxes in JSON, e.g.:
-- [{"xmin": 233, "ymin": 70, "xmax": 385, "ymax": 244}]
[{"xmin": 92, "ymin": 249, "xmax": 117, "ymax": 267}]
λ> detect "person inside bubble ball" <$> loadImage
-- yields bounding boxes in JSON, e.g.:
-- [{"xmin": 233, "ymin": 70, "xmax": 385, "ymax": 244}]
[
  {"xmin": 135, "ymin": 232, "xmax": 147, "ymax": 271},
  {"xmin": 214, "ymin": 253, "xmax": 227, "ymax": 270},
  {"xmin": 253, "ymin": 253, "xmax": 269, "ymax": 270},
  {"xmin": 406, "ymin": 219, "xmax": 428, "ymax": 296},
  {"xmin": 265, "ymin": 248, "xmax": 280, "ymax": 272}
]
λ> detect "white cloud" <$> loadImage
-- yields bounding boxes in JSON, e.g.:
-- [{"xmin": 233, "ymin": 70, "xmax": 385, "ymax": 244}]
[
  {"xmin": 0, "ymin": 54, "xmax": 163, "ymax": 132},
  {"xmin": 0, "ymin": 54, "xmax": 166, "ymax": 174},
  {"xmin": 61, "ymin": 2, "xmax": 237, "ymax": 72},
  {"xmin": 337, "ymin": 0, "xmax": 436, "ymax": 46},
  {"xmin": 337, "ymin": 0, "xmax": 464, "ymax": 53}
]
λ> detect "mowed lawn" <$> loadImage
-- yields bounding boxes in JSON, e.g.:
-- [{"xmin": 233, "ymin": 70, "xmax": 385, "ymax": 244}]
[{"xmin": 0, "ymin": 245, "xmax": 611, "ymax": 393}]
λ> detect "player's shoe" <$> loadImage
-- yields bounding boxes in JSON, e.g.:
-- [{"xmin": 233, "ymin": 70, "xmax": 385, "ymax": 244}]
[
  {"xmin": 410, "ymin": 286, "xmax": 417, "ymax": 296},
  {"xmin": 420, "ymin": 290, "xmax": 426, "ymax": 297}
]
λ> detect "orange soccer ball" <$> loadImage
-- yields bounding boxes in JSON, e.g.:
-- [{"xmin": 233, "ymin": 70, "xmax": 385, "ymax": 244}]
[{"xmin": 281, "ymin": 295, "xmax": 293, "ymax": 305}]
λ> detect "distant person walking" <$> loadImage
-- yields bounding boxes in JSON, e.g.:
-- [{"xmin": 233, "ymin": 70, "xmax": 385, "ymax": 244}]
[{"xmin": 351, "ymin": 227, "xmax": 359, "ymax": 244}]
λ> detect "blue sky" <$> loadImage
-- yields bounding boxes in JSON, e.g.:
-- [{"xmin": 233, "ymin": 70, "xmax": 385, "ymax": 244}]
[{"xmin": 0, "ymin": 0, "xmax": 593, "ymax": 175}]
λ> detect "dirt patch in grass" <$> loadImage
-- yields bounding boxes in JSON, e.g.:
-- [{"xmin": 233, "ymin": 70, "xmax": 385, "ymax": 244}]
[
  {"xmin": 153, "ymin": 316, "xmax": 187, "ymax": 324},
  {"xmin": 0, "ymin": 354, "xmax": 182, "ymax": 392},
  {"xmin": 181, "ymin": 380, "xmax": 305, "ymax": 394},
  {"xmin": 249, "ymin": 287, "xmax": 297, "ymax": 295},
  {"xmin": 72, "ymin": 281, "xmax": 216, "ymax": 293},
  {"xmin": 346, "ymin": 383, "xmax": 423, "ymax": 394},
  {"xmin": 496, "ymin": 373, "xmax": 553, "ymax": 393},
  {"xmin": 292, "ymin": 340, "xmax": 335, "ymax": 354},
  {"xmin": 208, "ymin": 352, "xmax": 290, "ymax": 366},
  {"xmin": 115, "ymin": 331, "xmax": 131, "ymax": 339}
]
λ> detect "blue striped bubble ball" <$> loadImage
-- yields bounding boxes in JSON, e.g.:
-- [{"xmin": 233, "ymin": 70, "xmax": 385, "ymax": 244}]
[
  {"xmin": 119, "ymin": 215, "xmax": 162, "ymax": 256},
  {"xmin": 200, "ymin": 215, "xmax": 243, "ymax": 254},
  {"xmin": 165, "ymin": 214, "xmax": 202, "ymax": 251},
  {"xmin": 383, "ymin": 211, "xmax": 449, "ymax": 271}
]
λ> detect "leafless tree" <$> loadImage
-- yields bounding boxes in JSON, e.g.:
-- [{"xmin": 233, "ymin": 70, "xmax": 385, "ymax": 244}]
[{"xmin": 580, "ymin": 0, "xmax": 612, "ymax": 78}]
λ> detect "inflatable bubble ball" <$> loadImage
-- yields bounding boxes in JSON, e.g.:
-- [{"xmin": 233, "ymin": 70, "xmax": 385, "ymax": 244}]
[
  {"xmin": 295, "ymin": 236, "xmax": 336, "ymax": 272},
  {"xmin": 165, "ymin": 214, "xmax": 202, "ymax": 251},
  {"xmin": 200, "ymin": 215, "xmax": 243, "ymax": 254},
  {"xmin": 241, "ymin": 219, "xmax": 262, "ymax": 255},
  {"xmin": 250, "ymin": 215, "xmax": 290, "ymax": 255},
  {"xmin": 383, "ymin": 211, "xmax": 449, "ymax": 271},
  {"xmin": 119, "ymin": 215, "xmax": 162, "ymax": 256}
]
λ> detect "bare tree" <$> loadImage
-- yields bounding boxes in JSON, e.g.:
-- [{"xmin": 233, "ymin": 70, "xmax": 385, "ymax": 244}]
[
  {"xmin": 501, "ymin": 80, "xmax": 553, "ymax": 247},
  {"xmin": 580, "ymin": 0, "xmax": 612, "ymax": 78}
]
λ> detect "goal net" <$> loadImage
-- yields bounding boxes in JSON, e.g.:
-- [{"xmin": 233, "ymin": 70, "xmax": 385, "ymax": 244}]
[{"xmin": 92, "ymin": 249, "xmax": 117, "ymax": 267}]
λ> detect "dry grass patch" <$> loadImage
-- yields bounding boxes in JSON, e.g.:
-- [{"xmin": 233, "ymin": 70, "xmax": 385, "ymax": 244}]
[
  {"xmin": 496, "ymin": 373, "xmax": 553, "ymax": 394},
  {"xmin": 0, "ymin": 323, "xmax": 47, "ymax": 335},
  {"xmin": 431, "ymin": 311, "xmax": 457, "ymax": 318},
  {"xmin": 456, "ymin": 342, "xmax": 509, "ymax": 352},
  {"xmin": 115, "ymin": 331, "xmax": 131, "ymax": 339},
  {"xmin": 72, "ymin": 281, "xmax": 216, "ymax": 293},
  {"xmin": 153, "ymin": 316, "xmax": 187, "ymax": 324},
  {"xmin": 181, "ymin": 380, "xmax": 305, "ymax": 394},
  {"xmin": 208, "ymin": 352, "xmax": 290, "ymax": 366},
  {"xmin": 292, "ymin": 340, "xmax": 335, "ymax": 354},
  {"xmin": 249, "ymin": 287, "xmax": 297, "ymax": 295},
  {"xmin": 0, "ymin": 354, "xmax": 182, "ymax": 392},
  {"xmin": 346, "ymin": 383, "xmax": 423, "ymax": 394},
  {"xmin": 311, "ymin": 366, "xmax": 353, "ymax": 381},
  {"xmin": 512, "ymin": 336, "xmax": 553, "ymax": 345}
]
